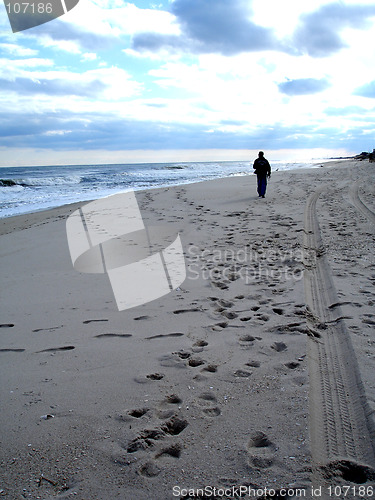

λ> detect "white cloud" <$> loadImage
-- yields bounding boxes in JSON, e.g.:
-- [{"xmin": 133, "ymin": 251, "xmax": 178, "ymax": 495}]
[
  {"xmin": 64, "ymin": 0, "xmax": 180, "ymax": 38},
  {"xmin": 0, "ymin": 64, "xmax": 143, "ymax": 117},
  {"xmin": 0, "ymin": 43, "xmax": 38, "ymax": 56},
  {"xmin": 38, "ymin": 37, "xmax": 82, "ymax": 54},
  {"xmin": 81, "ymin": 52, "xmax": 98, "ymax": 61},
  {"xmin": 0, "ymin": 58, "xmax": 54, "ymax": 74},
  {"xmin": 251, "ymin": 0, "xmax": 331, "ymax": 37}
]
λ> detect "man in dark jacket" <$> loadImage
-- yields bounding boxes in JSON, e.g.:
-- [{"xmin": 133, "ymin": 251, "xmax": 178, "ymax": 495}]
[{"xmin": 253, "ymin": 151, "xmax": 271, "ymax": 198}]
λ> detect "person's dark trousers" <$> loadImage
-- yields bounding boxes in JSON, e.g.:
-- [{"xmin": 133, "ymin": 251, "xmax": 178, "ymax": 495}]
[{"xmin": 257, "ymin": 175, "xmax": 267, "ymax": 197}]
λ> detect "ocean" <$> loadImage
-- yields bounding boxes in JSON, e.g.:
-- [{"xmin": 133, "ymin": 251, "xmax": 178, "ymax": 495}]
[{"xmin": 0, "ymin": 159, "xmax": 326, "ymax": 218}]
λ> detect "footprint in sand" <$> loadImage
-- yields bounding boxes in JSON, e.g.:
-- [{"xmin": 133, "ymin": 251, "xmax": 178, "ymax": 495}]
[
  {"xmin": 146, "ymin": 373, "xmax": 164, "ymax": 381},
  {"xmin": 197, "ymin": 392, "xmax": 221, "ymax": 417},
  {"xmin": 146, "ymin": 332, "xmax": 184, "ymax": 340},
  {"xmin": 255, "ymin": 313, "xmax": 270, "ymax": 322},
  {"xmin": 83, "ymin": 319, "xmax": 108, "ymax": 324},
  {"xmin": 285, "ymin": 361, "xmax": 300, "ymax": 370},
  {"xmin": 155, "ymin": 443, "xmax": 182, "ymax": 459},
  {"xmin": 133, "ymin": 372, "xmax": 165, "ymax": 384},
  {"xmin": 234, "ymin": 369, "xmax": 252, "ymax": 378},
  {"xmin": 201, "ymin": 364, "xmax": 218, "ymax": 373},
  {"xmin": 36, "ymin": 346, "xmax": 75, "ymax": 353},
  {"xmin": 246, "ymin": 431, "xmax": 276, "ymax": 468},
  {"xmin": 218, "ymin": 300, "xmax": 234, "ymax": 308},
  {"xmin": 198, "ymin": 392, "xmax": 217, "ymax": 404},
  {"xmin": 138, "ymin": 461, "xmax": 161, "ymax": 477},
  {"xmin": 163, "ymin": 394, "xmax": 183, "ymax": 405},
  {"xmin": 239, "ymin": 334, "xmax": 256, "ymax": 343},
  {"xmin": 246, "ymin": 360, "xmax": 261, "ymax": 368},
  {"xmin": 271, "ymin": 342, "xmax": 288, "ymax": 352},
  {"xmin": 0, "ymin": 348, "xmax": 25, "ymax": 352},
  {"xmin": 222, "ymin": 311, "xmax": 238, "ymax": 320},
  {"xmin": 188, "ymin": 357, "xmax": 206, "ymax": 368},
  {"xmin": 156, "ymin": 409, "xmax": 176, "ymax": 420},
  {"xmin": 126, "ymin": 416, "xmax": 188, "ymax": 454},
  {"xmin": 202, "ymin": 407, "xmax": 221, "ymax": 417},
  {"xmin": 173, "ymin": 308, "xmax": 201, "ymax": 314},
  {"xmin": 238, "ymin": 335, "xmax": 258, "ymax": 350},
  {"xmin": 211, "ymin": 321, "xmax": 228, "ymax": 331},
  {"xmin": 192, "ymin": 340, "xmax": 208, "ymax": 351},
  {"xmin": 362, "ymin": 316, "xmax": 375, "ymax": 326},
  {"xmin": 94, "ymin": 333, "xmax": 132, "ymax": 338},
  {"xmin": 158, "ymin": 353, "xmax": 186, "ymax": 369},
  {"xmin": 127, "ymin": 408, "xmax": 149, "ymax": 418},
  {"xmin": 127, "ymin": 428, "xmax": 166, "ymax": 453},
  {"xmin": 174, "ymin": 350, "xmax": 191, "ymax": 360},
  {"xmin": 116, "ymin": 407, "xmax": 150, "ymax": 422},
  {"xmin": 32, "ymin": 325, "xmax": 63, "ymax": 332},
  {"xmin": 212, "ymin": 281, "xmax": 229, "ymax": 290}
]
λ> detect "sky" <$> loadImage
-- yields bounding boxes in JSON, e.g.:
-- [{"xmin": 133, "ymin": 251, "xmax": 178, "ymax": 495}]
[{"xmin": 0, "ymin": 0, "xmax": 375, "ymax": 166}]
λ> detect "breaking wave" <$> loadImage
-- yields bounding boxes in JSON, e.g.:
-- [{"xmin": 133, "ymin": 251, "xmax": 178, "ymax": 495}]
[{"xmin": 0, "ymin": 175, "xmax": 82, "ymax": 187}]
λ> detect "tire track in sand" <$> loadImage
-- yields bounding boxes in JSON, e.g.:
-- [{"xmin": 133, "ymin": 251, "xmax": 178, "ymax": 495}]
[
  {"xmin": 303, "ymin": 188, "xmax": 375, "ymax": 493},
  {"xmin": 349, "ymin": 182, "xmax": 375, "ymax": 225}
]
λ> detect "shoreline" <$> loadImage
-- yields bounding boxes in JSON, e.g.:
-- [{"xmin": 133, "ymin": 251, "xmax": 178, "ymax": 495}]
[
  {"xmin": 1, "ymin": 159, "xmax": 374, "ymax": 499},
  {"xmin": 0, "ymin": 159, "xmax": 354, "ymax": 233},
  {"xmin": 0, "ymin": 158, "xmax": 353, "ymax": 223}
]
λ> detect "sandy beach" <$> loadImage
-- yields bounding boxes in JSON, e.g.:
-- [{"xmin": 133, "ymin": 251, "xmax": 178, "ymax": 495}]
[{"xmin": 1, "ymin": 159, "xmax": 375, "ymax": 499}]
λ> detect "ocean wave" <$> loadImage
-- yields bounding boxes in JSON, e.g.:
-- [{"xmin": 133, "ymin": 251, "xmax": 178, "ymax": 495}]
[
  {"xmin": 164, "ymin": 165, "xmax": 187, "ymax": 170},
  {"xmin": 227, "ymin": 171, "xmax": 249, "ymax": 177},
  {"xmin": 0, "ymin": 175, "xmax": 82, "ymax": 187},
  {"xmin": 0, "ymin": 179, "xmax": 26, "ymax": 187}
]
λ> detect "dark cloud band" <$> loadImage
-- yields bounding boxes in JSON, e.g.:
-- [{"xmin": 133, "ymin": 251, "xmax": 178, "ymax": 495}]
[{"xmin": 278, "ymin": 78, "xmax": 330, "ymax": 96}]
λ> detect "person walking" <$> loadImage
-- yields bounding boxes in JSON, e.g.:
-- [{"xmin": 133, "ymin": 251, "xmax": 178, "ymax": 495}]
[{"xmin": 253, "ymin": 151, "xmax": 271, "ymax": 198}]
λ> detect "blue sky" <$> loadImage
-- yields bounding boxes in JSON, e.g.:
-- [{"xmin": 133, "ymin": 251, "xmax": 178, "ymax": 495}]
[{"xmin": 0, "ymin": 0, "xmax": 375, "ymax": 165}]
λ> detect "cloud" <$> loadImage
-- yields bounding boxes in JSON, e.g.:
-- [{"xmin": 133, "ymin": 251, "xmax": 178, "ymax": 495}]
[
  {"xmin": 0, "ymin": 57, "xmax": 54, "ymax": 70},
  {"xmin": 130, "ymin": 33, "xmax": 186, "ymax": 54},
  {"xmin": 0, "ymin": 66, "xmax": 142, "ymax": 106},
  {"xmin": 81, "ymin": 52, "xmax": 98, "ymax": 62},
  {"xmin": 104, "ymin": 2, "xmax": 180, "ymax": 36},
  {"xmin": 278, "ymin": 78, "xmax": 330, "ymax": 96},
  {"xmin": 29, "ymin": 18, "xmax": 118, "ymax": 52},
  {"xmin": 0, "ymin": 112, "xmax": 78, "ymax": 139},
  {"xmin": 131, "ymin": 1, "xmax": 375, "ymax": 58},
  {"xmin": 132, "ymin": 0, "xmax": 280, "ymax": 56},
  {"xmin": 354, "ymin": 80, "xmax": 375, "ymax": 98},
  {"xmin": 0, "ymin": 76, "xmax": 107, "ymax": 97},
  {"xmin": 324, "ymin": 106, "xmax": 371, "ymax": 116},
  {"xmin": 0, "ymin": 109, "xmax": 371, "ymax": 152},
  {"xmin": 0, "ymin": 43, "xmax": 38, "ymax": 57},
  {"xmin": 293, "ymin": 3, "xmax": 375, "ymax": 57},
  {"xmin": 172, "ymin": 0, "xmax": 277, "ymax": 54}
]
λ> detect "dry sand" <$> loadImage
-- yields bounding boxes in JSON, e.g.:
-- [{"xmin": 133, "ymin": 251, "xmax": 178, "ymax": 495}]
[{"xmin": 0, "ymin": 159, "xmax": 374, "ymax": 499}]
